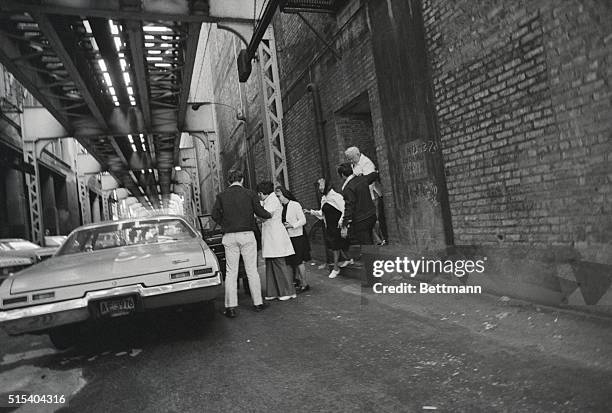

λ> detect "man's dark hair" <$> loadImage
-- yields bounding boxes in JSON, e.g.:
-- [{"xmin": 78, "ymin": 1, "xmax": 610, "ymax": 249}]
[
  {"xmin": 227, "ymin": 169, "xmax": 244, "ymax": 184},
  {"xmin": 256, "ymin": 181, "xmax": 274, "ymax": 195},
  {"xmin": 275, "ymin": 186, "xmax": 299, "ymax": 202},
  {"xmin": 337, "ymin": 162, "xmax": 353, "ymax": 178}
]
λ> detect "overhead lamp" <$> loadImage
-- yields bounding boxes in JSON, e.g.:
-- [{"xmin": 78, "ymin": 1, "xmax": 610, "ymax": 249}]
[
  {"xmin": 109, "ymin": 20, "xmax": 119, "ymax": 35},
  {"xmin": 174, "ymin": 166, "xmax": 181, "ymax": 171},
  {"xmin": 127, "ymin": 86, "xmax": 134, "ymax": 95},
  {"xmin": 83, "ymin": 20, "xmax": 92, "ymax": 34},
  {"xmin": 131, "ymin": 144, "xmax": 137, "ymax": 152},
  {"xmin": 143, "ymin": 26, "xmax": 171, "ymax": 32},
  {"xmin": 146, "ymin": 56, "xmax": 163, "ymax": 61},
  {"xmin": 90, "ymin": 38, "xmax": 99, "ymax": 51},
  {"xmin": 120, "ymin": 58, "xmax": 127, "ymax": 71},
  {"xmin": 109, "ymin": 87, "xmax": 116, "ymax": 96},
  {"xmin": 103, "ymin": 72, "xmax": 112, "ymax": 86},
  {"xmin": 145, "ymin": 42, "xmax": 155, "ymax": 47},
  {"xmin": 142, "ymin": 144, "xmax": 146, "ymax": 151},
  {"xmin": 112, "ymin": 95, "xmax": 118, "ymax": 103},
  {"xmin": 123, "ymin": 72, "xmax": 131, "ymax": 85},
  {"xmin": 128, "ymin": 134, "xmax": 134, "ymax": 143},
  {"xmin": 148, "ymin": 50, "xmax": 162, "ymax": 55},
  {"xmin": 114, "ymin": 37, "xmax": 122, "ymax": 51},
  {"xmin": 154, "ymin": 63, "xmax": 171, "ymax": 67},
  {"xmin": 97, "ymin": 59, "xmax": 107, "ymax": 71}
]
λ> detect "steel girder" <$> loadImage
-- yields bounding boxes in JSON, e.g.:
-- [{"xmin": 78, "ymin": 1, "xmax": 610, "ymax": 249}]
[
  {"xmin": 0, "ymin": 0, "xmax": 218, "ymax": 209},
  {"xmin": 257, "ymin": 30, "xmax": 289, "ymax": 189}
]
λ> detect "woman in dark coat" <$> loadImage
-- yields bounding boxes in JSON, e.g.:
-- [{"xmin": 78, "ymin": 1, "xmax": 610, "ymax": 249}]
[{"xmin": 305, "ymin": 178, "xmax": 351, "ymax": 278}]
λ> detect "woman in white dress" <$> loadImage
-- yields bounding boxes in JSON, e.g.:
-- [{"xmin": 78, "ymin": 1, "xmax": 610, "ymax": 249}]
[
  {"xmin": 256, "ymin": 181, "xmax": 297, "ymax": 301},
  {"xmin": 275, "ymin": 186, "xmax": 311, "ymax": 293}
]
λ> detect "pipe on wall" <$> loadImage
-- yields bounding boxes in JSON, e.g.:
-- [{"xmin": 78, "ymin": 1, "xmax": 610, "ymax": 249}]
[{"xmin": 306, "ymin": 83, "xmax": 330, "ymax": 180}]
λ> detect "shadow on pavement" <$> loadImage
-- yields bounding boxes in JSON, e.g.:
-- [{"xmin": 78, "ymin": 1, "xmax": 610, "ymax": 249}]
[{"xmin": 61, "ymin": 301, "xmax": 222, "ymax": 355}]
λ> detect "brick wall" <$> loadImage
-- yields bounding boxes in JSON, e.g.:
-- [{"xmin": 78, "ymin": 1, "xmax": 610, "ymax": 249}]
[
  {"xmin": 209, "ymin": 27, "xmax": 264, "ymax": 188},
  {"xmin": 273, "ymin": 0, "xmax": 400, "ymax": 240},
  {"xmin": 424, "ymin": 0, "xmax": 612, "ymax": 261}
]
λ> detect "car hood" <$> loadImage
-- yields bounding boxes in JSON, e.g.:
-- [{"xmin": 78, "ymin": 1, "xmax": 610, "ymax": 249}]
[{"xmin": 10, "ymin": 240, "xmax": 206, "ymax": 294}]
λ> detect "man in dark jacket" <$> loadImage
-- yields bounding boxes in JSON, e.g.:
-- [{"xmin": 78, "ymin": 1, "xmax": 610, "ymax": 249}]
[
  {"xmin": 337, "ymin": 162, "xmax": 378, "ymax": 245},
  {"xmin": 212, "ymin": 169, "xmax": 271, "ymax": 318}
]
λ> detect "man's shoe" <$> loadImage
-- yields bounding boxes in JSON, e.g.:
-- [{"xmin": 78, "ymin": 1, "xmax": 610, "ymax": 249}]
[
  {"xmin": 253, "ymin": 303, "xmax": 269, "ymax": 312},
  {"xmin": 264, "ymin": 296, "xmax": 277, "ymax": 301},
  {"xmin": 339, "ymin": 259, "xmax": 354, "ymax": 268},
  {"xmin": 328, "ymin": 269, "xmax": 340, "ymax": 278},
  {"xmin": 296, "ymin": 285, "xmax": 310, "ymax": 294},
  {"xmin": 223, "ymin": 308, "xmax": 237, "ymax": 318}
]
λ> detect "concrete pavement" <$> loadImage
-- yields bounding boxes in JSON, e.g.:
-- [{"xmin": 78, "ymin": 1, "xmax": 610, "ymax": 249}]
[{"xmin": 0, "ymin": 261, "xmax": 610, "ymax": 412}]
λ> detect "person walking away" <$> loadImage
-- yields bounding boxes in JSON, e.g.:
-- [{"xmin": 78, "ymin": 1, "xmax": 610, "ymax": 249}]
[
  {"xmin": 305, "ymin": 178, "xmax": 352, "ymax": 279},
  {"xmin": 257, "ymin": 181, "xmax": 297, "ymax": 301},
  {"xmin": 338, "ymin": 162, "xmax": 379, "ymax": 246},
  {"xmin": 275, "ymin": 186, "xmax": 311, "ymax": 293},
  {"xmin": 211, "ymin": 169, "xmax": 271, "ymax": 318},
  {"xmin": 344, "ymin": 146, "xmax": 387, "ymax": 245}
]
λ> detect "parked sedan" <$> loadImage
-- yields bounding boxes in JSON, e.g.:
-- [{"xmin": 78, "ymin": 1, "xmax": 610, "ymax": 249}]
[
  {"xmin": 0, "ymin": 216, "xmax": 223, "ymax": 349},
  {"xmin": 0, "ymin": 239, "xmax": 58, "ymax": 285},
  {"xmin": 0, "ymin": 238, "xmax": 58, "ymax": 261}
]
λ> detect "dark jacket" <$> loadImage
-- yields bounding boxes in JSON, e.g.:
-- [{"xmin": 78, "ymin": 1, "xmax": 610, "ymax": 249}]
[
  {"xmin": 211, "ymin": 184, "xmax": 271, "ymax": 234},
  {"xmin": 341, "ymin": 172, "xmax": 378, "ymax": 226}
]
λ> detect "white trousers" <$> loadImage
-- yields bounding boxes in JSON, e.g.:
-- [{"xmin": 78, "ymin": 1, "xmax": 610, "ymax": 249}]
[{"xmin": 222, "ymin": 231, "xmax": 263, "ymax": 308}]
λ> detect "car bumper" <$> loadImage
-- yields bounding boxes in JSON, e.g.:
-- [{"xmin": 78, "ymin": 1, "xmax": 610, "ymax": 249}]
[{"xmin": 0, "ymin": 274, "xmax": 222, "ymax": 335}]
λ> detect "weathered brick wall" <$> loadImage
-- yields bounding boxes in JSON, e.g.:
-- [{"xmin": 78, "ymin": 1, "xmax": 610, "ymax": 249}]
[
  {"xmin": 334, "ymin": 114, "xmax": 377, "ymax": 165},
  {"xmin": 273, "ymin": 0, "xmax": 400, "ymax": 240},
  {"xmin": 209, "ymin": 27, "xmax": 264, "ymax": 189},
  {"xmin": 424, "ymin": 0, "xmax": 612, "ymax": 261},
  {"xmin": 283, "ymin": 93, "xmax": 323, "ymax": 206}
]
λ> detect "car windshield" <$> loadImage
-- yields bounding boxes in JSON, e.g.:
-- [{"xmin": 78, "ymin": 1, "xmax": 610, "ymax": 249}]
[
  {"xmin": 56, "ymin": 218, "xmax": 196, "ymax": 256},
  {"xmin": 0, "ymin": 240, "xmax": 40, "ymax": 251}
]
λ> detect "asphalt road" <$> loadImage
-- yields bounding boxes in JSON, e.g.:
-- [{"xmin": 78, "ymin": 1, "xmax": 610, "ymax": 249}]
[{"xmin": 1, "ymin": 263, "xmax": 611, "ymax": 413}]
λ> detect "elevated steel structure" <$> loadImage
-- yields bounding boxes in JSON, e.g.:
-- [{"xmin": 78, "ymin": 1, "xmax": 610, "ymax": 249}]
[{"xmin": 0, "ymin": 0, "xmax": 267, "ymax": 242}]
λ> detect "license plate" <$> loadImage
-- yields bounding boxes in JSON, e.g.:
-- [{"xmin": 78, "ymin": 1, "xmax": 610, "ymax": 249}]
[{"xmin": 99, "ymin": 296, "xmax": 136, "ymax": 317}]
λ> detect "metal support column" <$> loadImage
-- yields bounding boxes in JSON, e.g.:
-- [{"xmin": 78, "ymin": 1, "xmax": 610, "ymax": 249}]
[
  {"xmin": 257, "ymin": 29, "xmax": 289, "ymax": 188},
  {"xmin": 187, "ymin": 167, "xmax": 202, "ymax": 217},
  {"xmin": 77, "ymin": 176, "xmax": 92, "ymax": 225},
  {"xmin": 23, "ymin": 141, "xmax": 43, "ymax": 244},
  {"xmin": 209, "ymin": 137, "xmax": 221, "ymax": 194},
  {"xmin": 101, "ymin": 192, "xmax": 110, "ymax": 221}
]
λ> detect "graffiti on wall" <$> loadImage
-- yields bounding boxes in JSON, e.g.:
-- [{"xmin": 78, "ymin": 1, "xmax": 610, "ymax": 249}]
[{"xmin": 399, "ymin": 139, "xmax": 439, "ymax": 205}]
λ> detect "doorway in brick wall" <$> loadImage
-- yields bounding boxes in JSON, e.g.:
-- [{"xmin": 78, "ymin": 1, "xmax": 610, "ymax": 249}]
[
  {"xmin": 335, "ymin": 92, "xmax": 379, "ymax": 169},
  {"xmin": 334, "ymin": 91, "xmax": 389, "ymax": 248}
]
